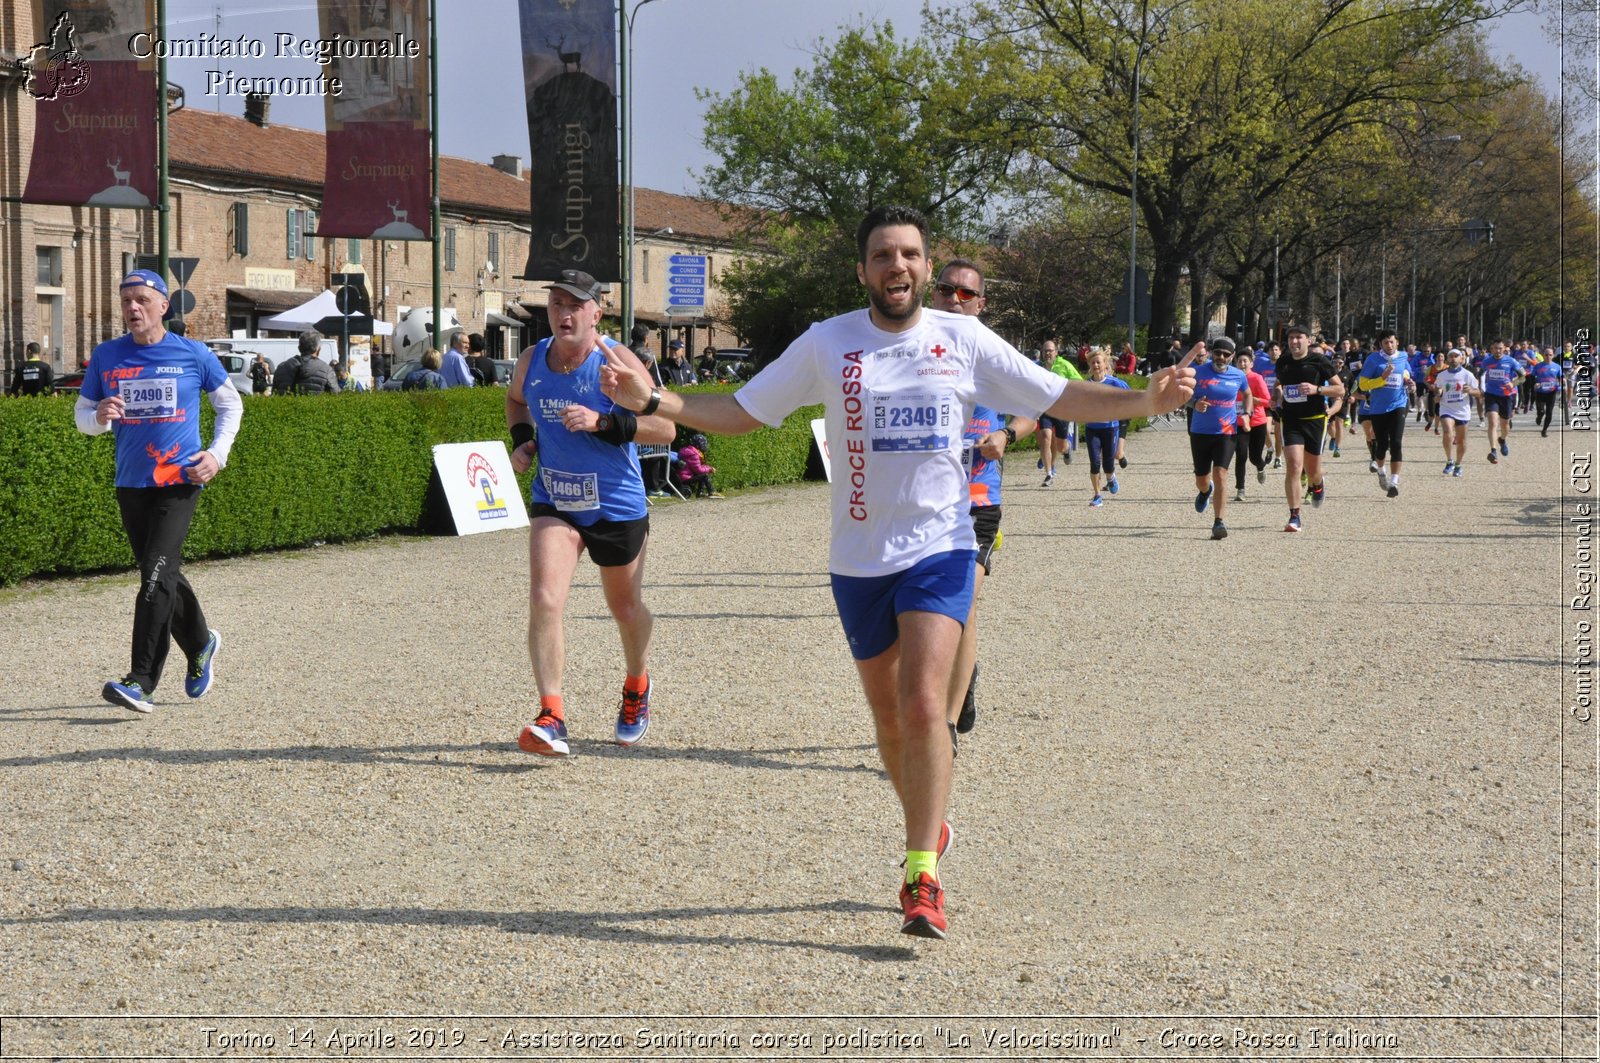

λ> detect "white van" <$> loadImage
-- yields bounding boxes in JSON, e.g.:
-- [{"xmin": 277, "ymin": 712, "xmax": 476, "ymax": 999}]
[{"xmin": 206, "ymin": 336, "xmax": 339, "ymax": 394}]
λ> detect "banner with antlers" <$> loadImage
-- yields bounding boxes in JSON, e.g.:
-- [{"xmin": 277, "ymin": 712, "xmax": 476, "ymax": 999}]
[
  {"xmin": 518, "ymin": 0, "xmax": 620, "ymax": 281},
  {"xmin": 316, "ymin": 0, "xmax": 431, "ymax": 239},
  {"xmin": 20, "ymin": 0, "xmax": 158, "ymax": 208}
]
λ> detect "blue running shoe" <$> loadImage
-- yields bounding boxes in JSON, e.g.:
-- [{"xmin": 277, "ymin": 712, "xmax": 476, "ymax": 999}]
[
  {"xmin": 1284, "ymin": 513, "xmax": 1302, "ymax": 533},
  {"xmin": 1107, "ymin": 477, "xmax": 1119, "ymax": 495},
  {"xmin": 102, "ymin": 677, "xmax": 154, "ymax": 715},
  {"xmin": 1089, "ymin": 495, "xmax": 1104, "ymax": 507},
  {"xmin": 1499, "ymin": 439, "xmax": 1509, "ymax": 456},
  {"xmin": 615, "ymin": 680, "xmax": 651, "ymax": 746},
  {"xmin": 1211, "ymin": 520, "xmax": 1228, "ymax": 541},
  {"xmin": 1452, "ymin": 465, "xmax": 1463, "ymax": 478},
  {"xmin": 518, "ymin": 711, "xmax": 570, "ymax": 757},
  {"xmin": 185, "ymin": 629, "xmax": 221, "ymax": 699},
  {"xmin": 1443, "ymin": 461, "xmax": 1453, "ymax": 475},
  {"xmin": 1194, "ymin": 486, "xmax": 1212, "ymax": 514}
]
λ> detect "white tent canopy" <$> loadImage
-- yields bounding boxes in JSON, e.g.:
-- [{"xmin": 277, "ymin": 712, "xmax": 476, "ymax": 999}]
[{"xmin": 259, "ymin": 289, "xmax": 393, "ymax": 335}]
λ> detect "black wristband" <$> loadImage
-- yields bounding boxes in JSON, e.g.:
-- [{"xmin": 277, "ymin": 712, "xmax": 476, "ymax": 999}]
[
  {"xmin": 641, "ymin": 388, "xmax": 662, "ymax": 416},
  {"xmin": 593, "ymin": 408, "xmax": 637, "ymax": 445},
  {"xmin": 1003, "ymin": 426, "xmax": 1017, "ymax": 445},
  {"xmin": 510, "ymin": 422, "xmax": 534, "ymax": 450}
]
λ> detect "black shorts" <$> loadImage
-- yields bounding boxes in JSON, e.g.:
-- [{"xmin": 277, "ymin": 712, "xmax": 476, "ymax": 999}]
[
  {"xmin": 1189, "ymin": 433, "xmax": 1237, "ymax": 475},
  {"xmin": 1484, "ymin": 393, "xmax": 1514, "ymax": 418},
  {"xmin": 529, "ymin": 504, "xmax": 649, "ymax": 567},
  {"xmin": 1280, "ymin": 416, "xmax": 1327, "ymax": 454},
  {"xmin": 1037, "ymin": 414, "xmax": 1070, "ymax": 435},
  {"xmin": 970, "ymin": 505, "xmax": 1001, "ymax": 576}
]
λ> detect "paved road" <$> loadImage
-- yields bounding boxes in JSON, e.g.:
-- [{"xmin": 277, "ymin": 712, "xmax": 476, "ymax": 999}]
[{"xmin": 1, "ymin": 421, "xmax": 1591, "ymax": 1060}]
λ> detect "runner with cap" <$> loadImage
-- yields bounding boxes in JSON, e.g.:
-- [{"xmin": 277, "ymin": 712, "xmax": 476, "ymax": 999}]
[
  {"xmin": 507, "ymin": 270, "xmax": 677, "ymax": 757},
  {"xmin": 76, "ymin": 270, "xmax": 243, "ymax": 714},
  {"xmin": 1187, "ymin": 336, "xmax": 1250, "ymax": 540},
  {"xmin": 1274, "ymin": 324, "xmax": 1344, "ymax": 532},
  {"xmin": 1431, "ymin": 347, "xmax": 1479, "ymax": 476}
]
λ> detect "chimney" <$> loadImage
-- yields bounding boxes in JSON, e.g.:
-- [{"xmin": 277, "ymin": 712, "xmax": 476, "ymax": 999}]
[
  {"xmin": 491, "ymin": 154, "xmax": 523, "ymax": 179},
  {"xmin": 244, "ymin": 93, "xmax": 270, "ymax": 128}
]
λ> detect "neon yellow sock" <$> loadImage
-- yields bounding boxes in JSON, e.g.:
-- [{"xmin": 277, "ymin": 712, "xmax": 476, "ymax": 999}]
[{"xmin": 904, "ymin": 850, "xmax": 938, "ymax": 885}]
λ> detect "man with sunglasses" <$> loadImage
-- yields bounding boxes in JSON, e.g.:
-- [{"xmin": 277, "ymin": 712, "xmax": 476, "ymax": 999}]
[
  {"xmin": 599, "ymin": 205, "xmax": 1199, "ymax": 941},
  {"xmin": 930, "ymin": 259, "xmax": 1036, "ymax": 746}
]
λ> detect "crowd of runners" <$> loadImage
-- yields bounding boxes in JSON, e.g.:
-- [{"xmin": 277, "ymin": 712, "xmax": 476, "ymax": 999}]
[
  {"xmin": 72, "ymin": 206, "xmax": 1583, "ymax": 946},
  {"xmin": 1040, "ymin": 330, "xmax": 1579, "ymax": 539}
]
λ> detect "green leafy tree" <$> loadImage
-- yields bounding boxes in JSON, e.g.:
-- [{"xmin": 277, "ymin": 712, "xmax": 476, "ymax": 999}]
[
  {"xmin": 952, "ymin": 0, "xmax": 1510, "ymax": 345},
  {"xmin": 698, "ymin": 20, "xmax": 1033, "ymax": 345}
]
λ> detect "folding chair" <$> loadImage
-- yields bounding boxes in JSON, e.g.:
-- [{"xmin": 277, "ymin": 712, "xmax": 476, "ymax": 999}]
[{"xmin": 636, "ymin": 443, "xmax": 686, "ymax": 503}]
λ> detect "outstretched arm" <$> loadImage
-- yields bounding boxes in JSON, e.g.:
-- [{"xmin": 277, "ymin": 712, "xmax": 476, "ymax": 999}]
[
  {"xmin": 601, "ymin": 346, "xmax": 764, "ymax": 436},
  {"xmin": 1044, "ymin": 344, "xmax": 1200, "ymax": 424}
]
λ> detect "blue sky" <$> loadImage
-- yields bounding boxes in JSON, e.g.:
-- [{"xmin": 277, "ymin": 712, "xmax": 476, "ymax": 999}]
[{"xmin": 158, "ymin": 0, "xmax": 1559, "ymax": 197}]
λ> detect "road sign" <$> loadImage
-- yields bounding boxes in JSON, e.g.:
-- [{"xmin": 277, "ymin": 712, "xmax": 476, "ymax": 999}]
[
  {"xmin": 168, "ymin": 257, "xmax": 199, "ymax": 285},
  {"xmin": 665, "ymin": 254, "xmax": 707, "ymax": 315},
  {"xmin": 170, "ymin": 289, "xmax": 196, "ymax": 316},
  {"xmin": 1114, "ymin": 266, "xmax": 1150, "ymax": 327},
  {"xmin": 1264, "ymin": 298, "xmax": 1293, "ymax": 318}
]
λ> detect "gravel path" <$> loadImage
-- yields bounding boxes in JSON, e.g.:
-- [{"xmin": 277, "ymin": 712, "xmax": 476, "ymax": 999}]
[{"xmin": 1, "ymin": 420, "xmax": 1590, "ymax": 1059}]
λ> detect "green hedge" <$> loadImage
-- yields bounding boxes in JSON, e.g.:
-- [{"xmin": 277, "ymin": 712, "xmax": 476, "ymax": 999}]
[{"xmin": 0, "ymin": 374, "xmax": 1152, "ymax": 585}]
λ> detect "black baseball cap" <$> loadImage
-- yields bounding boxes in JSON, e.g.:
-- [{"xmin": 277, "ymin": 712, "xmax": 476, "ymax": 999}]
[{"xmin": 544, "ymin": 269, "xmax": 607, "ymax": 303}]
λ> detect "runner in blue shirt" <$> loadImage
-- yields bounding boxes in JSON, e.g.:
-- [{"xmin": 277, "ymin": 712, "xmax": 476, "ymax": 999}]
[
  {"xmin": 932, "ymin": 259, "xmax": 1037, "ymax": 745},
  {"xmin": 1188, "ymin": 337, "xmax": 1251, "ymax": 540},
  {"xmin": 1532, "ymin": 355, "xmax": 1565, "ymax": 436},
  {"xmin": 507, "ymin": 270, "xmax": 677, "ymax": 757},
  {"xmin": 75, "ymin": 270, "xmax": 243, "ymax": 714},
  {"xmin": 1084, "ymin": 349, "xmax": 1130, "ymax": 506},
  {"xmin": 1356, "ymin": 330, "xmax": 1414, "ymax": 497},
  {"xmin": 1478, "ymin": 339, "xmax": 1524, "ymax": 463}
]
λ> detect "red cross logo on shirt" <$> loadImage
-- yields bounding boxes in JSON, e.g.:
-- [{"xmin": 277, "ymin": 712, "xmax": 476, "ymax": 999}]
[{"xmin": 930, "ymin": 344, "xmax": 947, "ymax": 359}]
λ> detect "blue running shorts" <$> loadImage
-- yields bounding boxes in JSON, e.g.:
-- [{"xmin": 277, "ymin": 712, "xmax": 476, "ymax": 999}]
[{"xmin": 830, "ymin": 549, "xmax": 977, "ymax": 661}]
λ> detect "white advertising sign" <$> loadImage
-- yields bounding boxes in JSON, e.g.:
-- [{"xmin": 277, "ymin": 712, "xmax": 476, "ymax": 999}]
[
  {"xmin": 431, "ymin": 441, "xmax": 530, "ymax": 536},
  {"xmin": 811, "ymin": 417, "xmax": 831, "ymax": 482}
]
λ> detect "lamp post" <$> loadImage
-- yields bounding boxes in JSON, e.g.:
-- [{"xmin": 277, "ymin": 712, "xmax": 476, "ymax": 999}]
[{"xmin": 620, "ymin": 0, "xmax": 665, "ymax": 340}]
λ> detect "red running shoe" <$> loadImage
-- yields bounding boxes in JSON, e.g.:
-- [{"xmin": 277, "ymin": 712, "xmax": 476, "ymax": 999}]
[{"xmin": 900, "ymin": 872, "xmax": 947, "ymax": 939}]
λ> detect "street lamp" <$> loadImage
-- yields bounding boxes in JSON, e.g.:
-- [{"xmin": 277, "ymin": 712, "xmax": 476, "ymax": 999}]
[{"xmin": 620, "ymin": 0, "xmax": 666, "ymax": 340}]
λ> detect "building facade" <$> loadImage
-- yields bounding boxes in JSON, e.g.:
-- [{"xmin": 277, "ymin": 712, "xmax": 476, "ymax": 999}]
[{"xmin": 1, "ymin": 11, "xmax": 749, "ymax": 382}]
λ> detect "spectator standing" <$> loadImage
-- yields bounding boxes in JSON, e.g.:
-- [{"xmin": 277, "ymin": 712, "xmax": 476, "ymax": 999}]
[
  {"xmin": 662, "ymin": 339, "xmax": 697, "ymax": 387},
  {"xmin": 272, "ymin": 331, "xmax": 340, "ymax": 395},
  {"xmin": 467, "ymin": 333, "xmax": 498, "ymax": 387},
  {"xmin": 8, "ymin": 342, "xmax": 54, "ymax": 396},
  {"xmin": 440, "ymin": 331, "xmax": 476, "ymax": 388},
  {"xmin": 249, "ymin": 353, "xmax": 269, "ymax": 396},
  {"xmin": 403, "ymin": 349, "xmax": 445, "ymax": 390}
]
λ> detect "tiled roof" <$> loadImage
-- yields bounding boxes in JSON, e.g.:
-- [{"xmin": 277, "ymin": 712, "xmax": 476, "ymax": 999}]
[{"xmin": 170, "ymin": 109, "xmax": 750, "ymax": 244}]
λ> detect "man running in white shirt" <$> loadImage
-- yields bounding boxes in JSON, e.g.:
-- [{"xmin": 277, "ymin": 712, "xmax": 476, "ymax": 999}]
[{"xmin": 600, "ymin": 206, "xmax": 1198, "ymax": 940}]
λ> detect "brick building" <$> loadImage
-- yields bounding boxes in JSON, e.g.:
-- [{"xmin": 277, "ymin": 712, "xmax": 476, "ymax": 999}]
[{"xmin": 1, "ymin": 26, "xmax": 750, "ymax": 382}]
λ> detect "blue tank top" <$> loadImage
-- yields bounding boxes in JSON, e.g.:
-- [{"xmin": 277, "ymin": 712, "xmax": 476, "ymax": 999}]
[{"xmin": 522, "ymin": 337, "xmax": 647, "ymax": 525}]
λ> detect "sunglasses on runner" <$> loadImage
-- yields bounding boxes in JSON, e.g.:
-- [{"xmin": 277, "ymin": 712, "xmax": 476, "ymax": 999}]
[{"xmin": 934, "ymin": 282, "xmax": 981, "ymax": 303}]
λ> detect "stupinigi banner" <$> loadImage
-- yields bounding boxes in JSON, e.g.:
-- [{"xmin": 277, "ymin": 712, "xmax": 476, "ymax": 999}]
[
  {"xmin": 317, "ymin": 0, "xmax": 429, "ymax": 239},
  {"xmin": 518, "ymin": 0, "xmax": 620, "ymax": 282},
  {"xmin": 20, "ymin": 1, "xmax": 158, "ymax": 208}
]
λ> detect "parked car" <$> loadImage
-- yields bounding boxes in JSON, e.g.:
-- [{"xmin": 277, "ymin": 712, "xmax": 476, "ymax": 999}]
[
  {"xmin": 707, "ymin": 347, "xmax": 754, "ymax": 382},
  {"xmin": 380, "ymin": 359, "xmax": 422, "ymax": 391},
  {"xmin": 491, "ymin": 358, "xmax": 517, "ymax": 384},
  {"xmin": 54, "ymin": 370, "xmax": 85, "ymax": 394}
]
